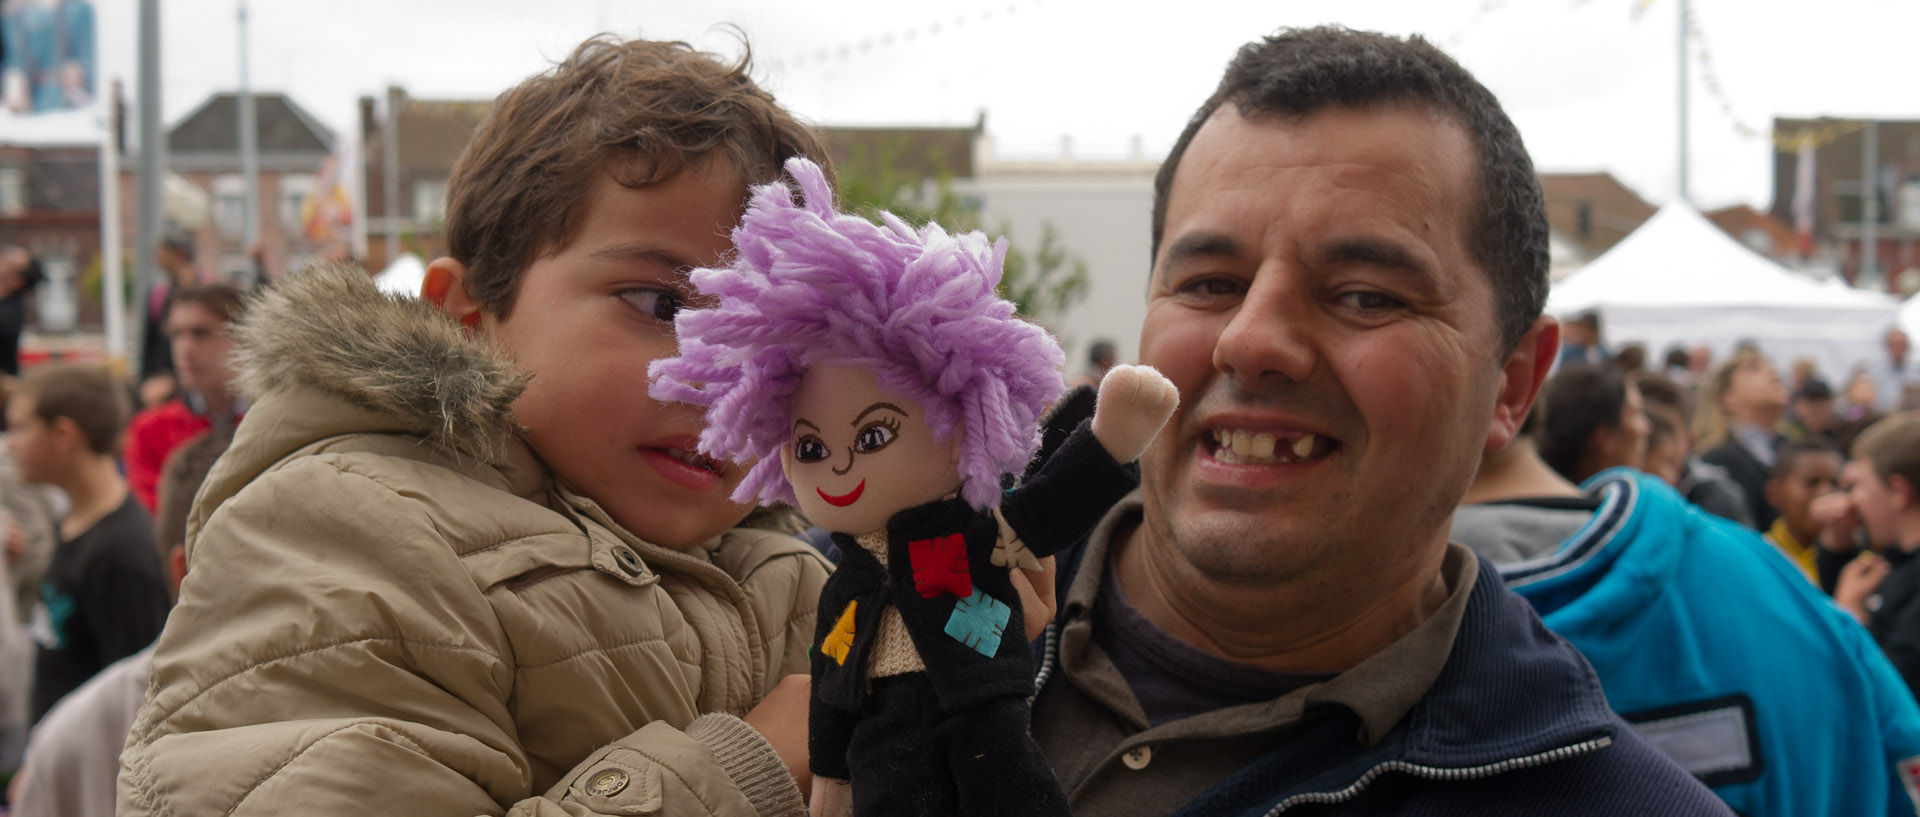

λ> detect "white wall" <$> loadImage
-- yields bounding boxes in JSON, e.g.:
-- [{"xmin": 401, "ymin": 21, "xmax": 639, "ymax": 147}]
[{"xmin": 956, "ymin": 170, "xmax": 1156, "ymax": 370}]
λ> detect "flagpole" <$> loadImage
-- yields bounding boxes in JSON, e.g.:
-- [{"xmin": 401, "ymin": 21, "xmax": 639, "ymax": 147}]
[
  {"xmin": 100, "ymin": 80, "xmax": 124, "ymax": 364},
  {"xmin": 237, "ymin": 0, "xmax": 261, "ymax": 257},
  {"xmin": 1676, "ymin": 0, "xmax": 1689, "ymax": 206}
]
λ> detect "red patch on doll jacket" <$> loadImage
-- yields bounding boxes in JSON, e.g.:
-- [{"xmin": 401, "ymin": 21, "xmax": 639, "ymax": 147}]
[{"xmin": 909, "ymin": 533, "xmax": 971, "ymax": 598}]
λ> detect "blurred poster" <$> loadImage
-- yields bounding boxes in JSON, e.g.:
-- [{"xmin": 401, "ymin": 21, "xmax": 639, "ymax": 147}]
[{"xmin": 1, "ymin": 0, "xmax": 98, "ymax": 142}]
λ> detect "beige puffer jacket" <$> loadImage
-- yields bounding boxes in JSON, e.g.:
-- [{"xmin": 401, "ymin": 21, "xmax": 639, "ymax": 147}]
[{"xmin": 118, "ymin": 265, "xmax": 829, "ymax": 816}]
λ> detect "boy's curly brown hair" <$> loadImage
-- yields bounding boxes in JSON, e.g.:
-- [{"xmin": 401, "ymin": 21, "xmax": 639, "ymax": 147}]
[{"xmin": 444, "ymin": 34, "xmax": 832, "ymax": 316}]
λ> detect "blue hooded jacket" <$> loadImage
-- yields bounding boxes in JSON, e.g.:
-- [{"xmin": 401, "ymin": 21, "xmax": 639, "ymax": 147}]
[{"xmin": 1491, "ymin": 469, "xmax": 1920, "ymax": 817}]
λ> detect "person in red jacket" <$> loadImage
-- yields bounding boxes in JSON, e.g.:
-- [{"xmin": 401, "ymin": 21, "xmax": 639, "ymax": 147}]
[{"xmin": 123, "ymin": 284, "xmax": 245, "ymax": 512}]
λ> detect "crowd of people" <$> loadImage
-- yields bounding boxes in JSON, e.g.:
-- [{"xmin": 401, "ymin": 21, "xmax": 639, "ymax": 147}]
[{"xmin": 0, "ymin": 21, "xmax": 1916, "ymax": 817}]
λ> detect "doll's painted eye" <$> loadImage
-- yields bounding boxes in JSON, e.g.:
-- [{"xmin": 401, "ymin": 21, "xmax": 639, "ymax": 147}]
[
  {"xmin": 794, "ymin": 435, "xmax": 829, "ymax": 463},
  {"xmin": 854, "ymin": 420, "xmax": 898, "ymax": 454}
]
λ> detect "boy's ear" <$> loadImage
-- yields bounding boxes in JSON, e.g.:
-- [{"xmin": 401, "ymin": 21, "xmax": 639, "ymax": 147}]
[{"xmin": 423, "ymin": 257, "xmax": 483, "ymax": 329}]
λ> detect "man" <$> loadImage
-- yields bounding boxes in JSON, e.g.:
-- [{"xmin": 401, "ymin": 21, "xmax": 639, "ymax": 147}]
[
  {"xmin": 1454, "ymin": 423, "xmax": 1920, "ymax": 816},
  {"xmin": 0, "ymin": 246, "xmax": 43, "ymax": 376},
  {"xmin": 9, "ymin": 364, "xmax": 167, "ymax": 723},
  {"xmin": 1028, "ymin": 26, "xmax": 1725, "ymax": 815},
  {"xmin": 1638, "ymin": 375, "xmax": 1753, "ymax": 527},
  {"xmin": 122, "ymin": 285, "xmax": 245, "ymax": 513},
  {"xmin": 138, "ymin": 233, "xmax": 199, "ymax": 379},
  {"xmin": 1834, "ymin": 413, "xmax": 1920, "ymax": 697},
  {"xmin": 1872, "ymin": 328, "xmax": 1920, "ymax": 414},
  {"xmin": 1533, "ymin": 363, "xmax": 1649, "ymax": 484},
  {"xmin": 1785, "ymin": 378, "xmax": 1840, "ymax": 447}
]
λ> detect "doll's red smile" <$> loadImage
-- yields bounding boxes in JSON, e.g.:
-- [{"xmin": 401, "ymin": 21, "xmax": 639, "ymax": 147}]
[{"xmin": 818, "ymin": 480, "xmax": 866, "ymax": 507}]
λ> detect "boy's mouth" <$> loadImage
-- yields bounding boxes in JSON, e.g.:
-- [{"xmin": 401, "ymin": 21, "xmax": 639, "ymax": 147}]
[
  {"xmin": 661, "ymin": 446, "xmax": 722, "ymax": 475},
  {"xmin": 818, "ymin": 480, "xmax": 865, "ymax": 507}
]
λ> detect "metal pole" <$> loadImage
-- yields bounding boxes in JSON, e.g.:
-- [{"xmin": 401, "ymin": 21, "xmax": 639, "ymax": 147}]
[
  {"xmin": 383, "ymin": 88, "xmax": 401, "ymax": 265},
  {"xmin": 133, "ymin": 0, "xmax": 162, "ymax": 375},
  {"xmin": 237, "ymin": 0, "xmax": 261, "ymax": 252},
  {"xmin": 101, "ymin": 81, "xmax": 124, "ymax": 364},
  {"xmin": 1865, "ymin": 119, "xmax": 1879, "ymax": 287},
  {"xmin": 1676, "ymin": 0, "xmax": 1690, "ymax": 205}
]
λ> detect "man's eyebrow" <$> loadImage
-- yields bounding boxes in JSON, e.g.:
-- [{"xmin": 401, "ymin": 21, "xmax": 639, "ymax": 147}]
[
  {"xmin": 589, "ymin": 242, "xmax": 695, "ymax": 272},
  {"xmin": 853, "ymin": 402, "xmax": 908, "ymax": 426},
  {"xmin": 1161, "ymin": 233, "xmax": 1243, "ymax": 267},
  {"xmin": 1318, "ymin": 237, "xmax": 1428, "ymax": 275}
]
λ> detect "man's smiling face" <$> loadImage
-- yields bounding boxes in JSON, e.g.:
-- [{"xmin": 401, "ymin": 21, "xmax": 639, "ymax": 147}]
[{"xmin": 1136, "ymin": 103, "xmax": 1519, "ymax": 590}]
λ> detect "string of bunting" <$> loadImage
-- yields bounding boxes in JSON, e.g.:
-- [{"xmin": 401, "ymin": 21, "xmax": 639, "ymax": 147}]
[
  {"xmin": 766, "ymin": 1, "xmax": 1046, "ymax": 74},
  {"xmin": 1686, "ymin": 1, "xmax": 1864, "ymax": 152}
]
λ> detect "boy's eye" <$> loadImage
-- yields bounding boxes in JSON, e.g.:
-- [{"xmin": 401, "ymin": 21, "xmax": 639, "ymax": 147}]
[
  {"xmin": 854, "ymin": 422, "xmax": 896, "ymax": 454},
  {"xmin": 620, "ymin": 287, "xmax": 685, "ymax": 322},
  {"xmin": 794, "ymin": 436, "xmax": 829, "ymax": 463}
]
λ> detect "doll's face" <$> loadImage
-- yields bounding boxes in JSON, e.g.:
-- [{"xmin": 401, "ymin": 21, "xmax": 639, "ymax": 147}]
[{"xmin": 782, "ymin": 363, "xmax": 963, "ymax": 535}]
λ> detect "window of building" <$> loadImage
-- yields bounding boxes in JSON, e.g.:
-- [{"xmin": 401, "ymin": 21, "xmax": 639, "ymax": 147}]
[
  {"xmin": 0, "ymin": 165, "xmax": 25, "ymax": 216},
  {"xmin": 212, "ymin": 174, "xmax": 247, "ymax": 237},
  {"xmin": 278, "ymin": 174, "xmax": 317, "ymax": 236},
  {"xmin": 411, "ymin": 179, "xmax": 448, "ymax": 226}
]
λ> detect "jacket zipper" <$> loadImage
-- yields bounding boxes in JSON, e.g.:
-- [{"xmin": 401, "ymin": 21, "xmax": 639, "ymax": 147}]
[{"xmin": 1261, "ymin": 735, "xmax": 1615, "ymax": 815}]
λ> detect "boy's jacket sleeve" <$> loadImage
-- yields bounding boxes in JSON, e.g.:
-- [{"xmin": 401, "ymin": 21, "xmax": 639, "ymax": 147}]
[{"xmin": 117, "ymin": 450, "xmax": 808, "ymax": 817}]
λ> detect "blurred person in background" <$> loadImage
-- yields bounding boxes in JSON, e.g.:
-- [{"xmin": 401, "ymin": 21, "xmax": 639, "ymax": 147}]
[
  {"xmin": 122, "ymin": 285, "xmax": 245, "ymax": 513},
  {"xmin": 1762, "ymin": 440, "xmax": 1844, "ymax": 583},
  {"xmin": 1824, "ymin": 413, "xmax": 1920, "ymax": 700},
  {"xmin": 8, "ymin": 364, "xmax": 166, "ymax": 724},
  {"xmin": 1663, "ymin": 345, "xmax": 1692, "ymax": 384},
  {"xmin": 7, "ymin": 426, "xmax": 225, "ymax": 817},
  {"xmin": 1785, "ymin": 378, "xmax": 1841, "ymax": 447},
  {"xmin": 1871, "ymin": 328, "xmax": 1920, "ymax": 414},
  {"xmin": 138, "ymin": 233, "xmax": 201, "ymax": 380},
  {"xmin": 1695, "ymin": 347, "xmax": 1789, "ymax": 531},
  {"xmin": 1534, "ymin": 363, "xmax": 1649, "ymax": 485},
  {"xmin": 1557, "ymin": 309, "xmax": 1607, "ymax": 367},
  {"xmin": 1786, "ymin": 357, "xmax": 1819, "ymax": 395},
  {"xmin": 1610, "ymin": 343, "xmax": 1647, "ymax": 375},
  {"xmin": 1455, "ymin": 403, "xmax": 1920, "ymax": 817},
  {"xmin": 1069, "ymin": 338, "xmax": 1117, "ymax": 391},
  {"xmin": 1638, "ymin": 375, "xmax": 1753, "ymax": 527},
  {"xmin": 0, "ymin": 247, "xmax": 43, "ymax": 377}
]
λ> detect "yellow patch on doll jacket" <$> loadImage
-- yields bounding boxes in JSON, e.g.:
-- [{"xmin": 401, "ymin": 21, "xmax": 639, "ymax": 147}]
[{"xmin": 822, "ymin": 600, "xmax": 859, "ymax": 665}]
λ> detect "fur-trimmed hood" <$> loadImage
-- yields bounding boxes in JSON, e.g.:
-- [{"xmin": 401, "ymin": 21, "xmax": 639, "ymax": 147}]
[{"xmin": 234, "ymin": 262, "xmax": 527, "ymax": 463}]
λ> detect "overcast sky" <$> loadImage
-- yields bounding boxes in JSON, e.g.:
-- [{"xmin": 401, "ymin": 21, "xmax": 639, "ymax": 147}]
[{"xmin": 78, "ymin": 0, "xmax": 1920, "ymax": 211}]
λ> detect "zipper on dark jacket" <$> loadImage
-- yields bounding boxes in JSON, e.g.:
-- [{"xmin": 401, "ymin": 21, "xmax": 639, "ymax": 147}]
[{"xmin": 1260, "ymin": 736, "xmax": 1614, "ymax": 815}]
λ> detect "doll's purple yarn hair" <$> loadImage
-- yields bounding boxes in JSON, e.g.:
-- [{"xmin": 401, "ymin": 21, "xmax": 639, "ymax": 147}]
[{"xmin": 648, "ymin": 156, "xmax": 1065, "ymax": 510}]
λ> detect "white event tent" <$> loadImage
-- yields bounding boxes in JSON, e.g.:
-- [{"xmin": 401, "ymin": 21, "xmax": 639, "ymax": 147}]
[{"xmin": 1547, "ymin": 204, "xmax": 1896, "ymax": 384}]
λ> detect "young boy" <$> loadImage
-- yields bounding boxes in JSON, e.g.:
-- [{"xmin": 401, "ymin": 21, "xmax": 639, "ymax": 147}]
[
  {"xmin": 8, "ymin": 364, "xmax": 167, "ymax": 723},
  {"xmin": 1762, "ymin": 439, "xmax": 1843, "ymax": 582},
  {"xmin": 119, "ymin": 36, "xmax": 832, "ymax": 817}
]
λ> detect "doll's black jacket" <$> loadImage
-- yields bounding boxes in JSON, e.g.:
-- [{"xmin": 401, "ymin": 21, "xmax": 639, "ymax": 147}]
[{"xmin": 811, "ymin": 419, "xmax": 1136, "ymax": 718}]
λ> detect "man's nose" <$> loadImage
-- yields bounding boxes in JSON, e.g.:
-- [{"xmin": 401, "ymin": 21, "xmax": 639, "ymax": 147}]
[{"xmin": 1212, "ymin": 271, "xmax": 1315, "ymax": 386}]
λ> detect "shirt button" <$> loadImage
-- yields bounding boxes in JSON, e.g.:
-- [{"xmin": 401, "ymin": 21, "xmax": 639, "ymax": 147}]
[{"xmin": 1122, "ymin": 745, "xmax": 1153, "ymax": 770}]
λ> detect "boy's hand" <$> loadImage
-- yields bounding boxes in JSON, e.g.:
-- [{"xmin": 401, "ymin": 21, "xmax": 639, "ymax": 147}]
[
  {"xmin": 1007, "ymin": 555, "xmax": 1058, "ymax": 640},
  {"xmin": 1810, "ymin": 491, "xmax": 1859, "ymax": 553},
  {"xmin": 1835, "ymin": 553, "xmax": 1890, "ymax": 623},
  {"xmin": 744, "ymin": 674, "xmax": 812, "ymax": 799},
  {"xmin": 1091, "ymin": 365, "xmax": 1179, "ymax": 464}
]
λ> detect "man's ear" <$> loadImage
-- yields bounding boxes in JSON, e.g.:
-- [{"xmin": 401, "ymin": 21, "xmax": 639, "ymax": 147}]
[
  {"xmin": 423, "ymin": 257, "xmax": 483, "ymax": 329},
  {"xmin": 49, "ymin": 415, "xmax": 85, "ymax": 452},
  {"xmin": 1486, "ymin": 315, "xmax": 1559, "ymax": 452}
]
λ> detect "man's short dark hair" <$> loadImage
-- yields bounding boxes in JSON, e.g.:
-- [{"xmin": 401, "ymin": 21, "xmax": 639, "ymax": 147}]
[
  {"xmin": 1152, "ymin": 26, "xmax": 1548, "ymax": 354},
  {"xmin": 1535, "ymin": 363, "xmax": 1627, "ymax": 482},
  {"xmin": 17, "ymin": 363, "xmax": 129, "ymax": 455}
]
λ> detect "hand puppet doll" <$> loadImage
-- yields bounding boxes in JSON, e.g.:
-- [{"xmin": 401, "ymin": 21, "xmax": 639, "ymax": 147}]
[{"xmin": 649, "ymin": 157, "xmax": 1177, "ymax": 817}]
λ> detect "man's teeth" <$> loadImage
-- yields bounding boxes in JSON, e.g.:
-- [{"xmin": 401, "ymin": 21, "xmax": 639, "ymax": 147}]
[{"xmin": 1211, "ymin": 429, "xmax": 1321, "ymax": 464}]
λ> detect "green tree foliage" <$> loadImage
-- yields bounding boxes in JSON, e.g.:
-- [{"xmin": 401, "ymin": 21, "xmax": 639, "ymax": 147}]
[{"xmin": 830, "ymin": 136, "xmax": 1088, "ymax": 327}]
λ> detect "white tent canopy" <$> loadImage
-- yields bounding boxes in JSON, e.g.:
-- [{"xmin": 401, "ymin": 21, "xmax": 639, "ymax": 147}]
[
  {"xmin": 1547, "ymin": 204, "xmax": 1896, "ymax": 384},
  {"xmin": 373, "ymin": 253, "xmax": 426, "ymax": 298}
]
